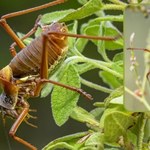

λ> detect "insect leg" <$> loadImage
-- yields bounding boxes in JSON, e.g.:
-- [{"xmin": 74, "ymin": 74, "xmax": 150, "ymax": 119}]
[
  {"xmin": 9, "ymin": 15, "xmax": 42, "ymax": 57},
  {"xmin": 9, "ymin": 102, "xmax": 37, "ymax": 150},
  {"xmin": 0, "ymin": 0, "xmax": 66, "ymax": 55},
  {"xmin": 1, "ymin": 0, "xmax": 66, "ymax": 20},
  {"xmin": 0, "ymin": 19, "xmax": 26, "ymax": 50},
  {"xmin": 33, "ymin": 34, "xmax": 93, "ymax": 100}
]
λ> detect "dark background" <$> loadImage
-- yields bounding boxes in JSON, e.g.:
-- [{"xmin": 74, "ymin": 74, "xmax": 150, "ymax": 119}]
[{"xmin": 0, "ymin": 0, "xmax": 122, "ymax": 149}]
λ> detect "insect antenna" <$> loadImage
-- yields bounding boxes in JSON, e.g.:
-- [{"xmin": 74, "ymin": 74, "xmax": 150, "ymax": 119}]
[{"xmin": 47, "ymin": 32, "xmax": 122, "ymax": 41}]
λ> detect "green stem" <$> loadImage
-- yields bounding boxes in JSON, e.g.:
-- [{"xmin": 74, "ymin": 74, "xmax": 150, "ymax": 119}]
[
  {"xmin": 80, "ymin": 77, "xmax": 113, "ymax": 93},
  {"xmin": 64, "ymin": 56, "xmax": 123, "ymax": 79},
  {"xmin": 89, "ymin": 15, "xmax": 123, "ymax": 25},
  {"xmin": 138, "ymin": 113, "xmax": 147, "ymax": 150},
  {"xmin": 102, "ymin": 4, "xmax": 126, "ymax": 11},
  {"xmin": 100, "ymin": 47, "xmax": 112, "ymax": 63},
  {"xmin": 108, "ymin": 0, "xmax": 127, "ymax": 6},
  {"xmin": 88, "ymin": 58, "xmax": 123, "ymax": 79}
]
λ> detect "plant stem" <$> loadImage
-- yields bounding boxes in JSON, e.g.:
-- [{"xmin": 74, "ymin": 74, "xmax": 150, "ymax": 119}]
[
  {"xmin": 108, "ymin": 0, "xmax": 127, "ymax": 6},
  {"xmin": 80, "ymin": 77, "xmax": 113, "ymax": 93},
  {"xmin": 88, "ymin": 59, "xmax": 123, "ymax": 79},
  {"xmin": 62, "ymin": 56, "xmax": 123, "ymax": 80},
  {"xmin": 102, "ymin": 4, "xmax": 126, "ymax": 11},
  {"xmin": 89, "ymin": 15, "xmax": 123, "ymax": 25},
  {"xmin": 138, "ymin": 113, "xmax": 147, "ymax": 150}
]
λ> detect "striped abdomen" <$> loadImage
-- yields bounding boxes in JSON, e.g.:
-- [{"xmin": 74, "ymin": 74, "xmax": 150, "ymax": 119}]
[{"xmin": 9, "ymin": 30, "xmax": 68, "ymax": 78}]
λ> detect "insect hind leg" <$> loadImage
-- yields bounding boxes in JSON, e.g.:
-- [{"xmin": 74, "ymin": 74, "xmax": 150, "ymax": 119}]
[{"xmin": 9, "ymin": 102, "xmax": 37, "ymax": 150}]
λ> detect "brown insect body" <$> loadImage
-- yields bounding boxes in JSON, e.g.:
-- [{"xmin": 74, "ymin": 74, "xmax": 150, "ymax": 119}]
[
  {"xmin": 10, "ymin": 22, "xmax": 68, "ymax": 77},
  {"xmin": 0, "ymin": 22, "xmax": 69, "ymax": 149}
]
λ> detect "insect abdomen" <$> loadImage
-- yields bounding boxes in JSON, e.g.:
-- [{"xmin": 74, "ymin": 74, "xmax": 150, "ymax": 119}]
[{"xmin": 9, "ymin": 34, "xmax": 68, "ymax": 77}]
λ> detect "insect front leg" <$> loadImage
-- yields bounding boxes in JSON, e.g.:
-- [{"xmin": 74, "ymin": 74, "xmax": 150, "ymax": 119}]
[
  {"xmin": 9, "ymin": 101, "xmax": 37, "ymax": 150},
  {"xmin": 0, "ymin": 0, "xmax": 66, "ymax": 56},
  {"xmin": 33, "ymin": 34, "xmax": 93, "ymax": 100}
]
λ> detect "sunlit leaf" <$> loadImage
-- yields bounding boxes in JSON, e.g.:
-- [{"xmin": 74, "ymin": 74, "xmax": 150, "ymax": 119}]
[
  {"xmin": 43, "ymin": 132, "xmax": 89, "ymax": 150},
  {"xmin": 99, "ymin": 71, "xmax": 122, "ymax": 89},
  {"xmin": 70, "ymin": 106, "xmax": 99, "ymax": 126},
  {"xmin": 41, "ymin": 9, "xmax": 74, "ymax": 24},
  {"xmin": 60, "ymin": 0, "xmax": 103, "ymax": 22},
  {"xmin": 51, "ymin": 64, "xmax": 80, "ymax": 126},
  {"xmin": 84, "ymin": 132, "xmax": 104, "ymax": 149}
]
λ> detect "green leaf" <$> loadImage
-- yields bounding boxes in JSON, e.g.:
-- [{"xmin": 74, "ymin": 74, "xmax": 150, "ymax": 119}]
[
  {"xmin": 110, "ymin": 95, "xmax": 123, "ymax": 105},
  {"xmin": 41, "ymin": 9, "xmax": 74, "ymax": 24},
  {"xmin": 51, "ymin": 64, "xmax": 80, "ymax": 126},
  {"xmin": 104, "ymin": 22, "xmax": 123, "ymax": 50},
  {"xmin": 70, "ymin": 106, "xmax": 99, "ymax": 127},
  {"xmin": 77, "ymin": 0, "xmax": 88, "ymax": 5},
  {"xmin": 104, "ymin": 111, "xmax": 135, "ymax": 143},
  {"xmin": 84, "ymin": 132, "xmax": 104, "ymax": 149},
  {"xmin": 43, "ymin": 132, "xmax": 89, "ymax": 150},
  {"xmin": 60, "ymin": 0, "xmax": 103, "ymax": 22},
  {"xmin": 104, "ymin": 86, "xmax": 123, "ymax": 106},
  {"xmin": 82, "ymin": 21, "xmax": 123, "ymax": 51},
  {"xmin": 113, "ymin": 52, "xmax": 123, "ymax": 62},
  {"xmin": 99, "ymin": 71, "xmax": 122, "ymax": 89},
  {"xmin": 111, "ymin": 62, "xmax": 123, "ymax": 75},
  {"xmin": 41, "ymin": 74, "xmax": 58, "ymax": 98},
  {"xmin": 99, "ymin": 105, "xmax": 136, "ymax": 146},
  {"xmin": 90, "ymin": 108, "xmax": 105, "ymax": 121},
  {"xmin": 126, "ymin": 130, "xmax": 137, "ymax": 149},
  {"xmin": 41, "ymin": 0, "xmax": 103, "ymax": 24}
]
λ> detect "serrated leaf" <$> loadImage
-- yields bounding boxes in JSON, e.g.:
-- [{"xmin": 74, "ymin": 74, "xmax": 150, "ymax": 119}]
[
  {"xmin": 99, "ymin": 71, "xmax": 122, "ymax": 89},
  {"xmin": 60, "ymin": 0, "xmax": 103, "ymax": 22},
  {"xmin": 70, "ymin": 106, "xmax": 99, "ymax": 127},
  {"xmin": 41, "ymin": 9, "xmax": 74, "ymax": 24},
  {"xmin": 51, "ymin": 64, "xmax": 80, "ymax": 126}
]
